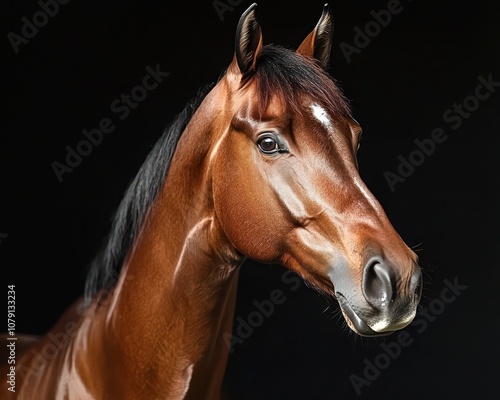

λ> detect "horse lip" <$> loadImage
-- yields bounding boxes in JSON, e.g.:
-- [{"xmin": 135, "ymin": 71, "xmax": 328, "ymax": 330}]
[{"xmin": 336, "ymin": 292, "xmax": 393, "ymax": 337}]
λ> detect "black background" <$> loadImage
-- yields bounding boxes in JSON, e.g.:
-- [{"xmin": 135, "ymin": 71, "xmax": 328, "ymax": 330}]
[{"xmin": 1, "ymin": 0, "xmax": 499, "ymax": 399}]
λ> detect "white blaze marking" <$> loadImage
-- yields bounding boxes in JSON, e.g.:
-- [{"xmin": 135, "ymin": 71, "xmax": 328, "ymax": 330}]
[{"xmin": 311, "ymin": 103, "xmax": 333, "ymax": 130}]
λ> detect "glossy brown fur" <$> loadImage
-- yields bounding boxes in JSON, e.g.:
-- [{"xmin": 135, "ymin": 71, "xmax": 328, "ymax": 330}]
[{"xmin": 0, "ymin": 4, "xmax": 421, "ymax": 399}]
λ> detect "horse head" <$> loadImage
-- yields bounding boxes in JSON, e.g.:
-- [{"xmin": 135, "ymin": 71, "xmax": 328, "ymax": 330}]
[{"xmin": 209, "ymin": 4, "xmax": 422, "ymax": 336}]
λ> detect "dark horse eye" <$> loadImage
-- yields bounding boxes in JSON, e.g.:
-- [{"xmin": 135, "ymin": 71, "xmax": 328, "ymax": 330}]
[{"xmin": 257, "ymin": 136, "xmax": 280, "ymax": 154}]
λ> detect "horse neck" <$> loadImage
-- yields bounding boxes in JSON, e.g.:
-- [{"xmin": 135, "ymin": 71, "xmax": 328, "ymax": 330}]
[{"xmin": 90, "ymin": 84, "xmax": 243, "ymax": 397}]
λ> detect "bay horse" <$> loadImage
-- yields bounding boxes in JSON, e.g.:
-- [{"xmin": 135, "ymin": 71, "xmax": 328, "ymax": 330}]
[{"xmin": 1, "ymin": 3, "xmax": 422, "ymax": 399}]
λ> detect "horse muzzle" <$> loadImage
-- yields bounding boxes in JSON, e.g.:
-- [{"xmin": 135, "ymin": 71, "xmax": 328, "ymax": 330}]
[{"xmin": 331, "ymin": 257, "xmax": 422, "ymax": 337}]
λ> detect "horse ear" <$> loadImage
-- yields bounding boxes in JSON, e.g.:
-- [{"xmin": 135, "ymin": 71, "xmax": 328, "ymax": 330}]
[
  {"xmin": 234, "ymin": 3, "xmax": 263, "ymax": 75},
  {"xmin": 296, "ymin": 4, "xmax": 333, "ymax": 69}
]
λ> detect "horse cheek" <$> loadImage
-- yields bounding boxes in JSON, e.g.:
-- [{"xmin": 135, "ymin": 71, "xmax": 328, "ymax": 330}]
[{"xmin": 212, "ymin": 153, "xmax": 283, "ymax": 262}]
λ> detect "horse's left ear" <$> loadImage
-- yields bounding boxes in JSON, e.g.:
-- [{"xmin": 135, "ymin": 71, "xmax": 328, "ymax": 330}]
[
  {"xmin": 296, "ymin": 4, "xmax": 333, "ymax": 69},
  {"xmin": 234, "ymin": 3, "xmax": 263, "ymax": 76}
]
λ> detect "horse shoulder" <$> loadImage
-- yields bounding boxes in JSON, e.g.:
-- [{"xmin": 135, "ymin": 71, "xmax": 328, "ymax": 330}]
[{"xmin": 1, "ymin": 297, "xmax": 88, "ymax": 399}]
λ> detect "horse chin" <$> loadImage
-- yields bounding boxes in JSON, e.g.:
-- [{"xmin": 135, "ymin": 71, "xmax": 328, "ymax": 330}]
[{"xmin": 336, "ymin": 293, "xmax": 396, "ymax": 337}]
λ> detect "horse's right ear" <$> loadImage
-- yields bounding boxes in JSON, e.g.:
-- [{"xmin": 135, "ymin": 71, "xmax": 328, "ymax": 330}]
[{"xmin": 233, "ymin": 3, "xmax": 263, "ymax": 76}]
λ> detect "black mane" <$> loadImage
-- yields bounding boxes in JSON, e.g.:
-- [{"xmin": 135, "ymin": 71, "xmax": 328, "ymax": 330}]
[
  {"xmin": 84, "ymin": 82, "xmax": 215, "ymax": 302},
  {"xmin": 84, "ymin": 45, "xmax": 351, "ymax": 302}
]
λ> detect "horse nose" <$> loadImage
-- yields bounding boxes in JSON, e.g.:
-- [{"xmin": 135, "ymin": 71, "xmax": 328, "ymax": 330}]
[{"xmin": 362, "ymin": 258, "xmax": 422, "ymax": 311}]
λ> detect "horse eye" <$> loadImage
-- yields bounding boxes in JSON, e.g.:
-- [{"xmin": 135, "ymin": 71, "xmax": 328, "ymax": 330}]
[{"xmin": 257, "ymin": 136, "xmax": 280, "ymax": 154}]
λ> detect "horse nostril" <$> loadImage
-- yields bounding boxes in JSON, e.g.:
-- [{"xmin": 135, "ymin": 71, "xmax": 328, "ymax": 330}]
[{"xmin": 362, "ymin": 259, "xmax": 395, "ymax": 310}]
